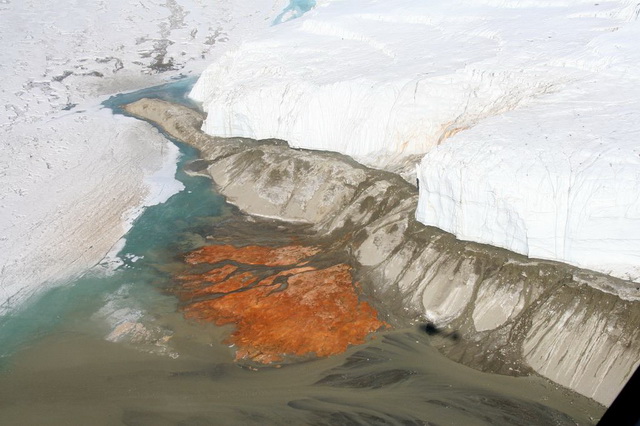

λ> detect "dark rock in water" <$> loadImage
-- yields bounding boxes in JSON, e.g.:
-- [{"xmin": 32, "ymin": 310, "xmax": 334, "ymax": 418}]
[
  {"xmin": 184, "ymin": 159, "xmax": 213, "ymax": 175},
  {"xmin": 123, "ymin": 98, "xmax": 640, "ymax": 406}
]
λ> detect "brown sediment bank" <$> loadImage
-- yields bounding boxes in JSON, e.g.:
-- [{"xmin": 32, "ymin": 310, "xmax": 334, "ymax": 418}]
[{"xmin": 123, "ymin": 98, "xmax": 640, "ymax": 406}]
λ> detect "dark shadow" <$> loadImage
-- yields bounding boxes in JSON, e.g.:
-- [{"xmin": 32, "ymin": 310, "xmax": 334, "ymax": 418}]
[
  {"xmin": 419, "ymin": 322, "xmax": 460, "ymax": 342},
  {"xmin": 598, "ymin": 365, "xmax": 640, "ymax": 426}
]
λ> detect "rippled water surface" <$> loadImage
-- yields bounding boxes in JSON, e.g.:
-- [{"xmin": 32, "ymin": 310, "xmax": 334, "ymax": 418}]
[{"xmin": 0, "ymin": 80, "xmax": 605, "ymax": 425}]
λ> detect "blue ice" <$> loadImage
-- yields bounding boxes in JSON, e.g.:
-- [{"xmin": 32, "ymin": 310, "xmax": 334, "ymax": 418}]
[{"xmin": 273, "ymin": 0, "xmax": 316, "ymax": 25}]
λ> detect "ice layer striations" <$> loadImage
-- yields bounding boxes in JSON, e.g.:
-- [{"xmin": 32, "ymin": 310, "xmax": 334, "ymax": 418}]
[{"xmin": 190, "ymin": 0, "xmax": 640, "ymax": 282}]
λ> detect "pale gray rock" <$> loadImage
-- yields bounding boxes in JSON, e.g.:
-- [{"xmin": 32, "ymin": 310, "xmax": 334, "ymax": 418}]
[{"xmin": 124, "ymin": 98, "xmax": 640, "ymax": 406}]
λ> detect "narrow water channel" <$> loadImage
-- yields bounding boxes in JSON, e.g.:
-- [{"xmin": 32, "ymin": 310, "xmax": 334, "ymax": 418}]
[{"xmin": 0, "ymin": 79, "xmax": 605, "ymax": 425}]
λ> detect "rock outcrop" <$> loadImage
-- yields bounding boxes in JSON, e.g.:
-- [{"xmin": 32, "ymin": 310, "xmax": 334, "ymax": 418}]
[{"xmin": 124, "ymin": 98, "xmax": 640, "ymax": 406}]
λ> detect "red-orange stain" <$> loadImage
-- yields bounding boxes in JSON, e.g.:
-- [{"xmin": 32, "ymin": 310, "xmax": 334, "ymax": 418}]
[{"xmin": 175, "ymin": 244, "xmax": 387, "ymax": 364}]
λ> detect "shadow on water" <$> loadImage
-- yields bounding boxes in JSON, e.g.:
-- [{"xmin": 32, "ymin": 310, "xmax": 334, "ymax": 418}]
[{"xmin": 0, "ymin": 78, "xmax": 606, "ymax": 425}]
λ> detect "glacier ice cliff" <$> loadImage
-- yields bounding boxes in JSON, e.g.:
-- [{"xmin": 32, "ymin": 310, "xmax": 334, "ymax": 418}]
[
  {"xmin": 124, "ymin": 98, "xmax": 639, "ymax": 406},
  {"xmin": 416, "ymin": 17, "xmax": 640, "ymax": 283},
  {"xmin": 416, "ymin": 78, "xmax": 640, "ymax": 283},
  {"xmin": 190, "ymin": 0, "xmax": 640, "ymax": 282}
]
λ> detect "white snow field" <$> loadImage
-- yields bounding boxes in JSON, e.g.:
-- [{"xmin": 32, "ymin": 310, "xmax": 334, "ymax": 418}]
[
  {"xmin": 191, "ymin": 0, "xmax": 640, "ymax": 283},
  {"xmin": 0, "ymin": 0, "xmax": 285, "ymax": 313}
]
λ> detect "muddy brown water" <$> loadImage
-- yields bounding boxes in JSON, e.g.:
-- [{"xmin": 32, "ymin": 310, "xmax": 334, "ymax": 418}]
[
  {"xmin": 0, "ymin": 79, "xmax": 606, "ymax": 425},
  {"xmin": 0, "ymin": 213, "xmax": 604, "ymax": 425},
  {"xmin": 0, "ymin": 321, "xmax": 603, "ymax": 425}
]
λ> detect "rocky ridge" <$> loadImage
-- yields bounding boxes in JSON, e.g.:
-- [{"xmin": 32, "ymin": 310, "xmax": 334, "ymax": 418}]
[{"xmin": 123, "ymin": 98, "xmax": 639, "ymax": 406}]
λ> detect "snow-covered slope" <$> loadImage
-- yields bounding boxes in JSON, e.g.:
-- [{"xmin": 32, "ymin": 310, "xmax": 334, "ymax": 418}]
[
  {"xmin": 191, "ymin": 0, "xmax": 640, "ymax": 281},
  {"xmin": 0, "ymin": 0, "xmax": 285, "ymax": 313}
]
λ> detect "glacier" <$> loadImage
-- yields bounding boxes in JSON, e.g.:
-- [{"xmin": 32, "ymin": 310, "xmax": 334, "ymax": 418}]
[
  {"xmin": 125, "ymin": 97, "xmax": 639, "ymax": 406},
  {"xmin": 190, "ymin": 0, "xmax": 640, "ymax": 282},
  {"xmin": 0, "ymin": 0, "xmax": 286, "ymax": 313},
  {"xmin": 2, "ymin": 0, "xmax": 638, "ymax": 409}
]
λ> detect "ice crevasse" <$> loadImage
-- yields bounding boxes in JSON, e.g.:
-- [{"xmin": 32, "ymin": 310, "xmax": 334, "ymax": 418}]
[{"xmin": 190, "ymin": 0, "xmax": 640, "ymax": 282}]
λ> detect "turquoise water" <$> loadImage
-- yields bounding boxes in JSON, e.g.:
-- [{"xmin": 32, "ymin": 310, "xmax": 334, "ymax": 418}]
[
  {"xmin": 102, "ymin": 76, "xmax": 201, "ymax": 113},
  {"xmin": 274, "ymin": 0, "xmax": 316, "ymax": 25},
  {"xmin": 0, "ymin": 79, "xmax": 604, "ymax": 425},
  {"xmin": 0, "ymin": 77, "xmax": 225, "ymax": 364},
  {"xmin": 106, "ymin": 76, "xmax": 225, "ymax": 264}
]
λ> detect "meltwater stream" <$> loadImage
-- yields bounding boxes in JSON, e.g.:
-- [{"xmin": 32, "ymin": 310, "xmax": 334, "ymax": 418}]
[{"xmin": 0, "ymin": 79, "xmax": 604, "ymax": 425}]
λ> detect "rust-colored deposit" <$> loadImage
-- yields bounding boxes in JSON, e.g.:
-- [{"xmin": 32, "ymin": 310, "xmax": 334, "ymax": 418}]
[{"xmin": 174, "ymin": 244, "xmax": 386, "ymax": 364}]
